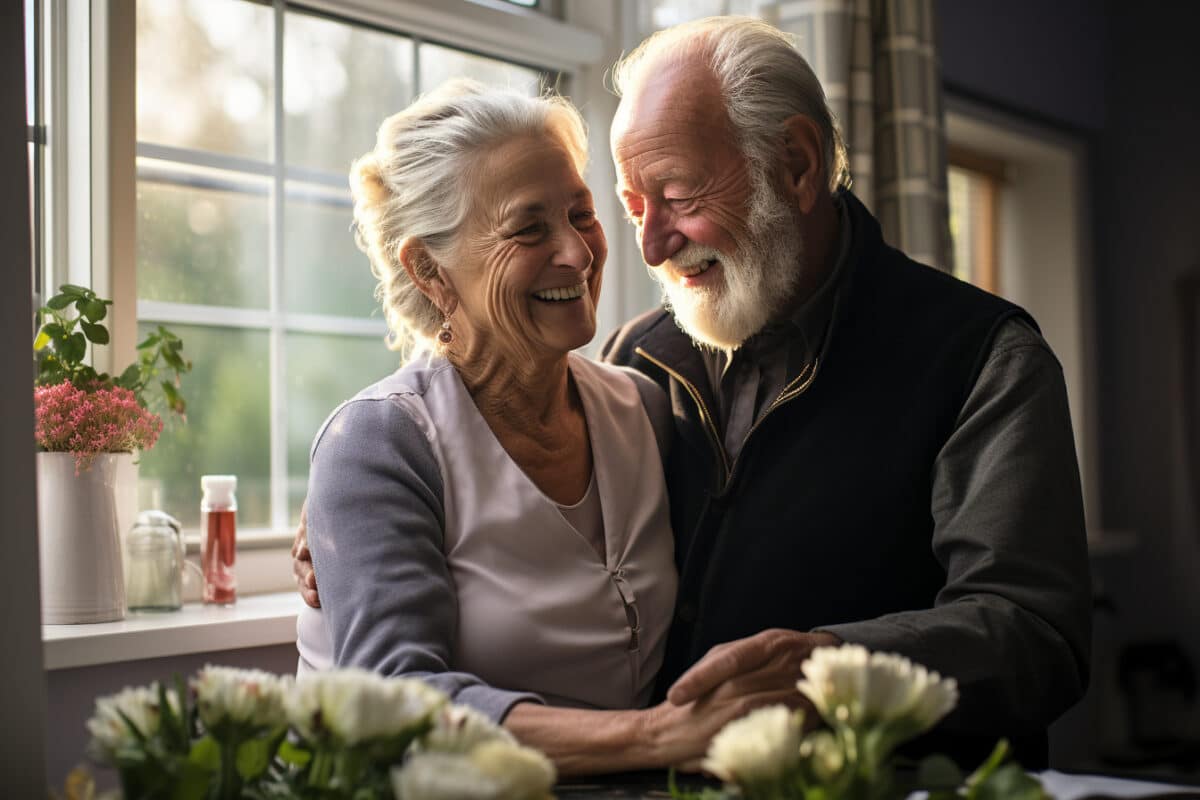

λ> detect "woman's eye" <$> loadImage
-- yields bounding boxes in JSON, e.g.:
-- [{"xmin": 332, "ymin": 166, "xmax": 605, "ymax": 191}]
[
  {"xmin": 511, "ymin": 224, "xmax": 545, "ymax": 240},
  {"xmin": 571, "ymin": 210, "xmax": 597, "ymax": 228}
]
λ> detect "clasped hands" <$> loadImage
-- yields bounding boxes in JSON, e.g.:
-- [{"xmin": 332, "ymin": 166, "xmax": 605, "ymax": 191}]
[{"xmin": 291, "ymin": 514, "xmax": 839, "ymax": 769}]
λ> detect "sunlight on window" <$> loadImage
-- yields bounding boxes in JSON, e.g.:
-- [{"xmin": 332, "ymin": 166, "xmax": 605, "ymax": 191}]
[
  {"xmin": 136, "ymin": 323, "xmax": 271, "ymax": 529},
  {"xmin": 284, "ymin": 12, "xmax": 414, "ymax": 174},
  {"xmin": 947, "ymin": 162, "xmax": 1001, "ymax": 294},
  {"xmin": 136, "ymin": 0, "xmax": 274, "ymax": 159},
  {"xmin": 135, "ymin": 0, "xmax": 553, "ymax": 535},
  {"xmin": 419, "ymin": 43, "xmax": 542, "ymax": 94}
]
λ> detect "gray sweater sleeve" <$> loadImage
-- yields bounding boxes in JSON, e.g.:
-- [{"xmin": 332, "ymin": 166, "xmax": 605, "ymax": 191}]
[
  {"xmin": 819, "ymin": 319, "xmax": 1092, "ymax": 734},
  {"xmin": 306, "ymin": 394, "xmax": 544, "ymax": 722}
]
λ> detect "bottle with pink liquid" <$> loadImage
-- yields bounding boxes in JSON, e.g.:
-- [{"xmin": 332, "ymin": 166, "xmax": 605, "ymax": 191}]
[{"xmin": 200, "ymin": 474, "xmax": 237, "ymax": 605}]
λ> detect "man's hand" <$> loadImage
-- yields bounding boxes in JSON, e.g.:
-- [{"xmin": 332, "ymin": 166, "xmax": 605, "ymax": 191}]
[
  {"xmin": 292, "ymin": 501, "xmax": 320, "ymax": 608},
  {"xmin": 667, "ymin": 628, "xmax": 841, "ymax": 707}
]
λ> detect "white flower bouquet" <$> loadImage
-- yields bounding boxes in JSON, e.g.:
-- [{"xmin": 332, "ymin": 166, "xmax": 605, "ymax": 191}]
[
  {"xmin": 83, "ymin": 665, "xmax": 555, "ymax": 800},
  {"xmin": 676, "ymin": 644, "xmax": 1052, "ymax": 800}
]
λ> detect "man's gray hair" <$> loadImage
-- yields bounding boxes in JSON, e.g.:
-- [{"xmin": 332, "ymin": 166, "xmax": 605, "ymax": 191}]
[
  {"xmin": 350, "ymin": 79, "xmax": 589, "ymax": 356},
  {"xmin": 611, "ymin": 16, "xmax": 849, "ymax": 192}
]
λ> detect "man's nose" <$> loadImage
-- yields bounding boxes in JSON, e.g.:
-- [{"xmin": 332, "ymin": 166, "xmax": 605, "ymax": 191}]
[{"xmin": 640, "ymin": 203, "xmax": 685, "ymax": 267}]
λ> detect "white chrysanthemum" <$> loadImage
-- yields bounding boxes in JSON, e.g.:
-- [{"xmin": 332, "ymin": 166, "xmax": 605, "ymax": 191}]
[
  {"xmin": 392, "ymin": 740, "xmax": 555, "ymax": 800},
  {"xmin": 701, "ymin": 705, "xmax": 804, "ymax": 785},
  {"xmin": 796, "ymin": 645, "xmax": 958, "ymax": 733},
  {"xmin": 193, "ymin": 665, "xmax": 290, "ymax": 731},
  {"xmin": 420, "ymin": 704, "xmax": 516, "ymax": 754},
  {"xmin": 286, "ymin": 668, "xmax": 447, "ymax": 745},
  {"xmin": 86, "ymin": 684, "xmax": 180, "ymax": 762}
]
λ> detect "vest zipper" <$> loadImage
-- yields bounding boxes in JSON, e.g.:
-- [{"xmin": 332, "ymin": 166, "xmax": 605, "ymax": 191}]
[
  {"xmin": 721, "ymin": 358, "xmax": 819, "ymax": 492},
  {"xmin": 634, "ymin": 347, "xmax": 730, "ymax": 481}
]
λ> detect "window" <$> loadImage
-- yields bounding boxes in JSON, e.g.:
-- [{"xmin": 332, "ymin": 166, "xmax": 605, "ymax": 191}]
[
  {"xmin": 25, "ymin": 0, "xmax": 44, "ymax": 309},
  {"xmin": 134, "ymin": 0, "xmax": 548, "ymax": 535},
  {"xmin": 945, "ymin": 99, "xmax": 1102, "ymax": 542},
  {"xmin": 947, "ymin": 147, "xmax": 1006, "ymax": 295}
]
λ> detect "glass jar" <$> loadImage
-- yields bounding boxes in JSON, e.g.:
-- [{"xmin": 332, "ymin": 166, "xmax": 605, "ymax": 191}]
[{"xmin": 126, "ymin": 510, "xmax": 185, "ymax": 612}]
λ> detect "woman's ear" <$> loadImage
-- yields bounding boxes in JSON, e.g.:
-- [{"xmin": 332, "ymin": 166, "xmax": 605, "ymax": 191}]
[
  {"xmin": 781, "ymin": 114, "xmax": 825, "ymax": 214},
  {"xmin": 399, "ymin": 239, "xmax": 458, "ymax": 316}
]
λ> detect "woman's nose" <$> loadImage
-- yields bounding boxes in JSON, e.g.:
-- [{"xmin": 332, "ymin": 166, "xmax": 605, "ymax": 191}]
[{"xmin": 557, "ymin": 224, "xmax": 594, "ymax": 271}]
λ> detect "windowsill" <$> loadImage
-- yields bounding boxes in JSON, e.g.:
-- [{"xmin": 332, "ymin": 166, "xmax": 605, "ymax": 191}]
[{"xmin": 43, "ymin": 592, "xmax": 303, "ymax": 671}]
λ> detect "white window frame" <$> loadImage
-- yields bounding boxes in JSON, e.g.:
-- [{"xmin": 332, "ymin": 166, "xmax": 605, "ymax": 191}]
[{"xmin": 57, "ymin": 0, "xmax": 615, "ymax": 591}]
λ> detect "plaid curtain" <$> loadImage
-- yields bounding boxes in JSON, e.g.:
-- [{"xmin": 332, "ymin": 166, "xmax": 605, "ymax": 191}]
[{"xmin": 767, "ymin": 0, "xmax": 953, "ymax": 271}]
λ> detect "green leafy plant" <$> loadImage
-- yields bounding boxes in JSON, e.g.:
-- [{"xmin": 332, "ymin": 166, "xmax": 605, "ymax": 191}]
[{"xmin": 34, "ymin": 283, "xmax": 192, "ymax": 418}]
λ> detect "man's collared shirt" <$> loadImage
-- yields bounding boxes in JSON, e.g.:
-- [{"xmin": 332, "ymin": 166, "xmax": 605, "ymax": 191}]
[{"xmin": 702, "ymin": 196, "xmax": 853, "ymax": 463}]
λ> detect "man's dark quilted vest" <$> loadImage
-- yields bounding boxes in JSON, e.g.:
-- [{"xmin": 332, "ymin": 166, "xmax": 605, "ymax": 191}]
[{"xmin": 602, "ymin": 192, "xmax": 1041, "ymax": 767}]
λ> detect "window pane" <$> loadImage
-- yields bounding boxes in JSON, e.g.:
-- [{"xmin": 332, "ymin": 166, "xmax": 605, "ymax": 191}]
[
  {"xmin": 137, "ymin": 173, "xmax": 270, "ymax": 308},
  {"xmin": 137, "ymin": 323, "xmax": 271, "ymax": 529},
  {"xmin": 283, "ymin": 187, "xmax": 378, "ymax": 317},
  {"xmin": 284, "ymin": 11, "xmax": 414, "ymax": 174},
  {"xmin": 418, "ymin": 43, "xmax": 542, "ymax": 94},
  {"xmin": 948, "ymin": 167, "xmax": 972, "ymax": 285},
  {"xmin": 285, "ymin": 332, "xmax": 399, "ymax": 524},
  {"xmin": 137, "ymin": 0, "xmax": 274, "ymax": 160}
]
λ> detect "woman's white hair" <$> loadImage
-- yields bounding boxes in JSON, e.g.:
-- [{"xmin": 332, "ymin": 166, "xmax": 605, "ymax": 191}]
[
  {"xmin": 350, "ymin": 79, "xmax": 589, "ymax": 357},
  {"xmin": 610, "ymin": 16, "xmax": 849, "ymax": 192}
]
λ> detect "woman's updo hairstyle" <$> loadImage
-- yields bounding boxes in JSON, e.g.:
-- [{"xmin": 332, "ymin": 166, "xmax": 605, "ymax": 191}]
[{"xmin": 350, "ymin": 78, "xmax": 590, "ymax": 357}]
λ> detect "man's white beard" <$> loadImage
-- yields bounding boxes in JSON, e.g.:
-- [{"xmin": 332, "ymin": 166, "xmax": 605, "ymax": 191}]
[{"xmin": 655, "ymin": 174, "xmax": 803, "ymax": 351}]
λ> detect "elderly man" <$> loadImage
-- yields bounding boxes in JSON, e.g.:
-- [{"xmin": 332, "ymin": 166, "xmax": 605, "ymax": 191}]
[
  {"xmin": 597, "ymin": 16, "xmax": 1090, "ymax": 768},
  {"xmin": 295, "ymin": 15, "xmax": 1090, "ymax": 770}
]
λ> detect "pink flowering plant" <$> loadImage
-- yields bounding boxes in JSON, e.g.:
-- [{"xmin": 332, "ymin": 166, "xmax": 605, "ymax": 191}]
[{"xmin": 33, "ymin": 284, "xmax": 191, "ymax": 471}]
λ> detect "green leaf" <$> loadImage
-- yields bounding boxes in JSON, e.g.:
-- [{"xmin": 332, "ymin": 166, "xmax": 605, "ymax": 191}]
[
  {"xmin": 42, "ymin": 322, "xmax": 66, "ymax": 340},
  {"xmin": 137, "ymin": 333, "xmax": 161, "ymax": 350},
  {"xmin": 917, "ymin": 754, "xmax": 964, "ymax": 791},
  {"xmin": 236, "ymin": 731, "xmax": 283, "ymax": 781},
  {"xmin": 162, "ymin": 380, "xmax": 186, "ymax": 415},
  {"xmin": 59, "ymin": 283, "xmax": 90, "ymax": 298},
  {"xmin": 33, "ymin": 330, "xmax": 51, "ymax": 351},
  {"xmin": 168, "ymin": 762, "xmax": 214, "ymax": 800},
  {"xmin": 81, "ymin": 297, "xmax": 107, "ymax": 322},
  {"xmin": 162, "ymin": 347, "xmax": 185, "ymax": 371},
  {"xmin": 117, "ymin": 363, "xmax": 142, "ymax": 389},
  {"xmin": 80, "ymin": 321, "xmax": 110, "ymax": 345},
  {"xmin": 46, "ymin": 293, "xmax": 73, "ymax": 310},
  {"xmin": 61, "ymin": 332, "xmax": 87, "ymax": 365},
  {"xmin": 971, "ymin": 763, "xmax": 1048, "ymax": 800},
  {"xmin": 276, "ymin": 739, "xmax": 312, "ymax": 768},
  {"xmin": 188, "ymin": 735, "xmax": 221, "ymax": 771}
]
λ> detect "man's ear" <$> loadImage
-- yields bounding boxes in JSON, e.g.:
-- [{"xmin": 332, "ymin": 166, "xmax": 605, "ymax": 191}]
[
  {"xmin": 780, "ymin": 114, "xmax": 825, "ymax": 214},
  {"xmin": 399, "ymin": 239, "xmax": 458, "ymax": 315}
]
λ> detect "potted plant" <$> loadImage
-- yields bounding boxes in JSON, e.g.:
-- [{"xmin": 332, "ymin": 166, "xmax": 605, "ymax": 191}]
[{"xmin": 34, "ymin": 284, "xmax": 191, "ymax": 624}]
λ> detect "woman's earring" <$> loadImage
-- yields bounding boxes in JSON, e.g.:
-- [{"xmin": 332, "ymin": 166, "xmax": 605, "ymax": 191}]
[{"xmin": 438, "ymin": 316, "xmax": 453, "ymax": 344}]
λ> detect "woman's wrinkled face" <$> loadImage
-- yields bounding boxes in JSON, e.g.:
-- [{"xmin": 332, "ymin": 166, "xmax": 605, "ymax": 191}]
[{"xmin": 446, "ymin": 133, "xmax": 606, "ymax": 363}]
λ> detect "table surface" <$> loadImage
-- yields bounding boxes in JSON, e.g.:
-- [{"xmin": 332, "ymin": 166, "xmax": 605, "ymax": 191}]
[{"xmin": 551, "ymin": 769, "xmax": 1200, "ymax": 799}]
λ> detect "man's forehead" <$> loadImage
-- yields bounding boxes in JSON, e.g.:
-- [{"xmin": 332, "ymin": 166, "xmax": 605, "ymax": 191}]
[{"xmin": 612, "ymin": 56, "xmax": 725, "ymax": 145}]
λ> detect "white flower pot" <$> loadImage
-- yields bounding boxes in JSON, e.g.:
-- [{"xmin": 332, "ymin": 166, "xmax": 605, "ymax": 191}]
[{"xmin": 37, "ymin": 451, "xmax": 129, "ymax": 624}]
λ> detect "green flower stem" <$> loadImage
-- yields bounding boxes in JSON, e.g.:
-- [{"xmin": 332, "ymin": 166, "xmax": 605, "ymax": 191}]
[
  {"xmin": 309, "ymin": 747, "xmax": 334, "ymax": 789},
  {"xmin": 218, "ymin": 739, "xmax": 241, "ymax": 800}
]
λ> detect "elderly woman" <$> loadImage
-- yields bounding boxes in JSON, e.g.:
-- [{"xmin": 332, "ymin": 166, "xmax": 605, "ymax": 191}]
[{"xmin": 297, "ymin": 81, "xmax": 733, "ymax": 774}]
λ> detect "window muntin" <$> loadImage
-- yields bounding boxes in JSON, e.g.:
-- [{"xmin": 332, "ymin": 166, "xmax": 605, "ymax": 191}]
[{"xmin": 134, "ymin": 0, "xmax": 554, "ymax": 537}]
